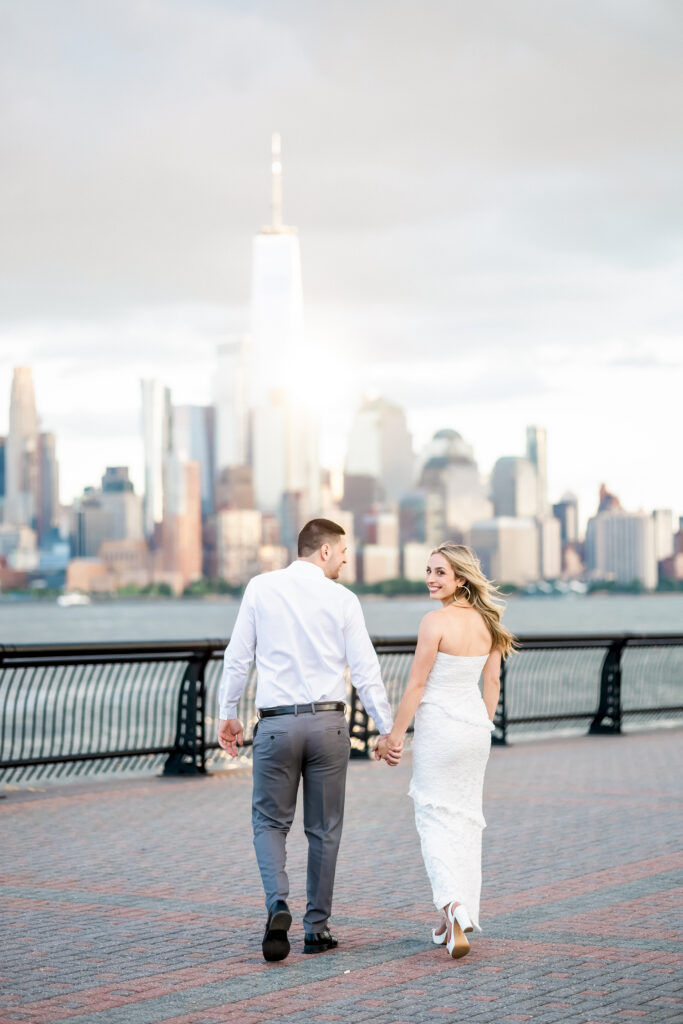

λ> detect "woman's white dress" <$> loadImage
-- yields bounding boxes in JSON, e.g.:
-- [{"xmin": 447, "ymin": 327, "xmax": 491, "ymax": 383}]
[{"xmin": 409, "ymin": 652, "xmax": 493, "ymax": 931}]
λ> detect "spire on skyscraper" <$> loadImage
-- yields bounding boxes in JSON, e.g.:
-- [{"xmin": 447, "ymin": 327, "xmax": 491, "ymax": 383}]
[{"xmin": 261, "ymin": 132, "xmax": 295, "ymax": 235}]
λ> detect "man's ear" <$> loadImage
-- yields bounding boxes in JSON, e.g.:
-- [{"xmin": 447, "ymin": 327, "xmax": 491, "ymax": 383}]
[{"xmin": 320, "ymin": 543, "xmax": 330, "ymax": 561}]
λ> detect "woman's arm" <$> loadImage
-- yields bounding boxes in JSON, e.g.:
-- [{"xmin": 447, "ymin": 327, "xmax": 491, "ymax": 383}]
[
  {"xmin": 387, "ymin": 613, "xmax": 441, "ymax": 747},
  {"xmin": 482, "ymin": 649, "xmax": 502, "ymax": 721}
]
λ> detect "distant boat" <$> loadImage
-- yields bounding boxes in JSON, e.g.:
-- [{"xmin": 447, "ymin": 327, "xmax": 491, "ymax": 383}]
[{"xmin": 57, "ymin": 593, "xmax": 91, "ymax": 607}]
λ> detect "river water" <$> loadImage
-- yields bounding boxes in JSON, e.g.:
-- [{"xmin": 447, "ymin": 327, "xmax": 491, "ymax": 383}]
[{"xmin": 1, "ymin": 592, "xmax": 682, "ymax": 644}]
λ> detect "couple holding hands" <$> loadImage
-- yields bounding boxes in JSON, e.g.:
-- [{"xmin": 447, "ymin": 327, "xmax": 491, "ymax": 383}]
[{"xmin": 218, "ymin": 518, "xmax": 514, "ymax": 962}]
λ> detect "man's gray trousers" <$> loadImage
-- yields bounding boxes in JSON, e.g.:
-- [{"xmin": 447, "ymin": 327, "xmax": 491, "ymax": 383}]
[{"xmin": 251, "ymin": 708, "xmax": 350, "ymax": 932}]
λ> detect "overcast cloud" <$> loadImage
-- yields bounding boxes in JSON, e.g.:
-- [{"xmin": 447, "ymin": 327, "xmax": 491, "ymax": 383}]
[{"xmin": 1, "ymin": 0, "xmax": 681, "ymax": 522}]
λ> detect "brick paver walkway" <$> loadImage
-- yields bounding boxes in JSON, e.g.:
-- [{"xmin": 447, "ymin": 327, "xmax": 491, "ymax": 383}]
[{"xmin": 1, "ymin": 730, "xmax": 681, "ymax": 1024}]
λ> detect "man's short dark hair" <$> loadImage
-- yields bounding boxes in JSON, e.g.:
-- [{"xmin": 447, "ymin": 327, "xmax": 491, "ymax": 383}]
[{"xmin": 298, "ymin": 518, "xmax": 346, "ymax": 557}]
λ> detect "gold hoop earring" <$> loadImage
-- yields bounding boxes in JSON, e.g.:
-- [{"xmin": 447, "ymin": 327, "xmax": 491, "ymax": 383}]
[{"xmin": 458, "ymin": 584, "xmax": 472, "ymax": 603}]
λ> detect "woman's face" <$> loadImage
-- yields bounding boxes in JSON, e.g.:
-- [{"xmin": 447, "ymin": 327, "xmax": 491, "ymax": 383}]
[{"xmin": 425, "ymin": 553, "xmax": 458, "ymax": 602}]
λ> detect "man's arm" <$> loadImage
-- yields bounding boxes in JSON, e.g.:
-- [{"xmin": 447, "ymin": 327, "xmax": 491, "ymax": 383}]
[
  {"xmin": 217, "ymin": 582, "xmax": 256, "ymax": 756},
  {"xmin": 343, "ymin": 593, "xmax": 395, "ymax": 739}
]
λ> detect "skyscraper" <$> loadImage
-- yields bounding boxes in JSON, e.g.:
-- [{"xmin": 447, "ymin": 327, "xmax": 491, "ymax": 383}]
[
  {"xmin": 37, "ymin": 431, "xmax": 59, "ymax": 543},
  {"xmin": 490, "ymin": 456, "xmax": 537, "ymax": 518},
  {"xmin": 214, "ymin": 337, "xmax": 249, "ymax": 474},
  {"xmin": 471, "ymin": 517, "xmax": 540, "ymax": 586},
  {"xmin": 5, "ymin": 367, "xmax": 39, "ymax": 527},
  {"xmin": 100, "ymin": 466, "xmax": 144, "ymax": 542},
  {"xmin": 652, "ymin": 509, "xmax": 674, "ymax": 562},
  {"xmin": 250, "ymin": 134, "xmax": 319, "ymax": 516},
  {"xmin": 161, "ymin": 456, "xmax": 202, "ymax": 588},
  {"xmin": 345, "ymin": 396, "xmax": 414, "ymax": 504},
  {"xmin": 525, "ymin": 425, "xmax": 549, "ymax": 517},
  {"xmin": 417, "ymin": 429, "xmax": 490, "ymax": 540},
  {"xmin": 585, "ymin": 508, "xmax": 657, "ymax": 589},
  {"xmin": 0, "ymin": 436, "xmax": 6, "ymax": 522},
  {"xmin": 141, "ymin": 379, "xmax": 171, "ymax": 541},
  {"xmin": 172, "ymin": 404, "xmax": 215, "ymax": 519},
  {"xmin": 552, "ymin": 492, "xmax": 579, "ymax": 545}
]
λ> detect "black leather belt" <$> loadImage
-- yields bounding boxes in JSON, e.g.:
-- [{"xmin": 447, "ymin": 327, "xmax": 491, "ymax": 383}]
[{"xmin": 259, "ymin": 701, "xmax": 346, "ymax": 718}]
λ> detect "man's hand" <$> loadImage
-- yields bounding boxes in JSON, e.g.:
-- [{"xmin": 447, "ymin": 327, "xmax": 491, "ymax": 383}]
[
  {"xmin": 218, "ymin": 718, "xmax": 244, "ymax": 757},
  {"xmin": 373, "ymin": 734, "xmax": 403, "ymax": 766}
]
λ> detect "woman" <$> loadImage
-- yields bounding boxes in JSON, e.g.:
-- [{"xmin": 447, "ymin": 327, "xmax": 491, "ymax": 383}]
[{"xmin": 375, "ymin": 544, "xmax": 515, "ymax": 959}]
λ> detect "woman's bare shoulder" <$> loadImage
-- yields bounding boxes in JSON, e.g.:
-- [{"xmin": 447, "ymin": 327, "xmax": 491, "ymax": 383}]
[{"xmin": 419, "ymin": 609, "xmax": 445, "ymax": 634}]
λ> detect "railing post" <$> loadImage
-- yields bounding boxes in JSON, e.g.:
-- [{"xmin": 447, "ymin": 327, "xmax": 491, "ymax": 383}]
[
  {"xmin": 348, "ymin": 685, "xmax": 371, "ymax": 758},
  {"xmin": 492, "ymin": 658, "xmax": 507, "ymax": 746},
  {"xmin": 589, "ymin": 639, "xmax": 624, "ymax": 735},
  {"xmin": 163, "ymin": 653, "xmax": 210, "ymax": 776}
]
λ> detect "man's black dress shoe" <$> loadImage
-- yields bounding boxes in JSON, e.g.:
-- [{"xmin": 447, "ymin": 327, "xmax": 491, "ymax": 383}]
[
  {"xmin": 262, "ymin": 899, "xmax": 292, "ymax": 962},
  {"xmin": 303, "ymin": 928, "xmax": 338, "ymax": 954}
]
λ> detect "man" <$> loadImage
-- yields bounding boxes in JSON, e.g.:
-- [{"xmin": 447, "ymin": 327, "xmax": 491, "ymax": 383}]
[{"xmin": 218, "ymin": 518, "xmax": 402, "ymax": 962}]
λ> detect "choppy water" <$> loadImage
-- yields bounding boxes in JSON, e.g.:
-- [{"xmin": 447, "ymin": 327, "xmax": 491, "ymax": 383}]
[{"xmin": 0, "ymin": 592, "xmax": 681, "ymax": 644}]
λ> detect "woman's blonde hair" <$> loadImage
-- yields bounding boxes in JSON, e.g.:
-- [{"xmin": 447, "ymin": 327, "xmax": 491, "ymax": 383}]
[{"xmin": 431, "ymin": 543, "xmax": 517, "ymax": 658}]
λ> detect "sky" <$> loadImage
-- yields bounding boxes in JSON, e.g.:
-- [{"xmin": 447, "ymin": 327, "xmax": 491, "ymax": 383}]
[{"xmin": 1, "ymin": 0, "xmax": 681, "ymax": 529}]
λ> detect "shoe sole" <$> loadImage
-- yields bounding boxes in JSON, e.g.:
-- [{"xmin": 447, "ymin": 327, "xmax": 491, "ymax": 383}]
[
  {"xmin": 447, "ymin": 921, "xmax": 470, "ymax": 959},
  {"xmin": 262, "ymin": 909, "xmax": 293, "ymax": 962},
  {"xmin": 303, "ymin": 943, "xmax": 338, "ymax": 954}
]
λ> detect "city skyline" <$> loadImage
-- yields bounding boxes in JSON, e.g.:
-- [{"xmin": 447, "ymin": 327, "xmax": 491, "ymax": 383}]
[
  {"xmin": 2, "ymin": 363, "xmax": 679, "ymax": 595},
  {"xmin": 1, "ymin": 1, "xmax": 681, "ymax": 524},
  {"xmin": 0, "ymin": 362, "xmax": 676, "ymax": 531}
]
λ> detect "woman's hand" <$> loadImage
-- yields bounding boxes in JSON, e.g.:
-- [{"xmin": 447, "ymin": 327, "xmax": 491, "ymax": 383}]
[{"xmin": 373, "ymin": 734, "xmax": 403, "ymax": 766}]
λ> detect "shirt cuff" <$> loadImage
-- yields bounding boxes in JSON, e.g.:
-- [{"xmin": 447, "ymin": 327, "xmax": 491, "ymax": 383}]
[{"xmin": 219, "ymin": 702, "xmax": 238, "ymax": 720}]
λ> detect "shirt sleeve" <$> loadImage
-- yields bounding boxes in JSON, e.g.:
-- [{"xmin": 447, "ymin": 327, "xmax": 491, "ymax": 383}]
[
  {"xmin": 342, "ymin": 593, "xmax": 394, "ymax": 735},
  {"xmin": 218, "ymin": 582, "xmax": 256, "ymax": 719}
]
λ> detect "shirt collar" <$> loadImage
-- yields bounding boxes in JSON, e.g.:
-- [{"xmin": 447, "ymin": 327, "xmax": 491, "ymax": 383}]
[{"xmin": 288, "ymin": 559, "xmax": 325, "ymax": 578}]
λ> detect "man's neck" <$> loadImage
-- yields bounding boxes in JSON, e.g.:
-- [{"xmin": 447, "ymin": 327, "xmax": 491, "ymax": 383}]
[{"xmin": 297, "ymin": 555, "xmax": 325, "ymax": 571}]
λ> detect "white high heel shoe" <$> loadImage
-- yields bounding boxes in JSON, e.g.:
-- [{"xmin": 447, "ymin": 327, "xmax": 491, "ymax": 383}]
[
  {"xmin": 453, "ymin": 904, "xmax": 473, "ymax": 933},
  {"xmin": 446, "ymin": 902, "xmax": 471, "ymax": 959},
  {"xmin": 431, "ymin": 919, "xmax": 448, "ymax": 945}
]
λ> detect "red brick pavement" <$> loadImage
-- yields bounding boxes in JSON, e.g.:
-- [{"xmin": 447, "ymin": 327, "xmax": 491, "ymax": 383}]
[{"xmin": 0, "ymin": 729, "xmax": 681, "ymax": 1024}]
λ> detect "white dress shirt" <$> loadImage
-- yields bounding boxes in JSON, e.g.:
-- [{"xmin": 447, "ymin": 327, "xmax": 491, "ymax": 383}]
[{"xmin": 218, "ymin": 560, "xmax": 394, "ymax": 735}]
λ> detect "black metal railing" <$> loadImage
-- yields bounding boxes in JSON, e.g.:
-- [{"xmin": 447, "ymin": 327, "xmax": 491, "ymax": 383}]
[{"xmin": 1, "ymin": 633, "xmax": 681, "ymax": 783}]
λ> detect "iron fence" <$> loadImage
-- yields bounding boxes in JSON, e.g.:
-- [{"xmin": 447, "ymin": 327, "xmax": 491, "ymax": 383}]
[{"xmin": 0, "ymin": 633, "xmax": 681, "ymax": 784}]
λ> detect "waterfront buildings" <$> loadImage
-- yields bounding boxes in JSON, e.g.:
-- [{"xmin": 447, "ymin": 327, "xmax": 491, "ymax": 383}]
[
  {"xmin": 72, "ymin": 469, "xmax": 143, "ymax": 557},
  {"xmin": 470, "ymin": 517, "xmax": 540, "ymax": 586},
  {"xmin": 363, "ymin": 544, "xmax": 400, "ymax": 584},
  {"xmin": 585, "ymin": 504, "xmax": 658, "ymax": 590},
  {"xmin": 214, "ymin": 508, "xmax": 262, "ymax": 585},
  {"xmin": 403, "ymin": 541, "xmax": 433, "ymax": 582}
]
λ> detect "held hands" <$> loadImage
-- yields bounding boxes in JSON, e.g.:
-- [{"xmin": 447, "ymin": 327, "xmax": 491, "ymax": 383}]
[
  {"xmin": 373, "ymin": 734, "xmax": 403, "ymax": 767},
  {"xmin": 218, "ymin": 718, "xmax": 244, "ymax": 757}
]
